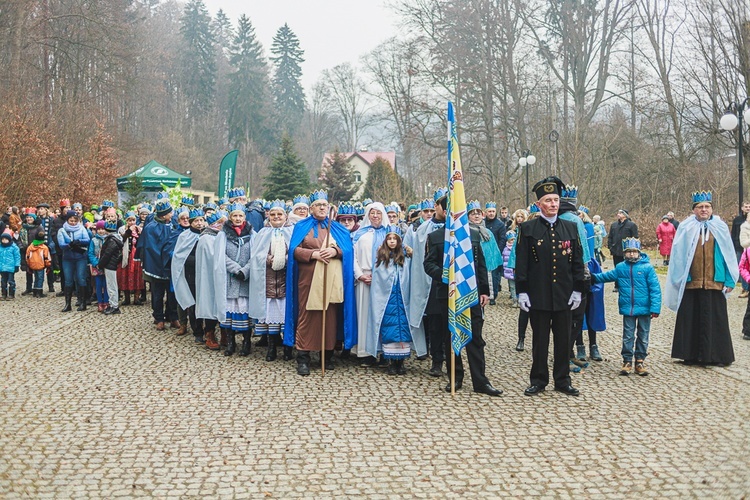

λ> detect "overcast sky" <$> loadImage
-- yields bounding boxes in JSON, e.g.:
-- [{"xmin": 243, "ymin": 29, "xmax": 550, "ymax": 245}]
[{"xmin": 202, "ymin": 0, "xmax": 400, "ymax": 91}]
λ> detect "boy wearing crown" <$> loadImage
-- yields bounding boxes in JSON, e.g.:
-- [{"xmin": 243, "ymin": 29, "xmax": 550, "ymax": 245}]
[
  {"xmin": 593, "ymin": 238, "xmax": 661, "ymax": 375},
  {"xmin": 666, "ymin": 191, "xmax": 739, "ymax": 366}
]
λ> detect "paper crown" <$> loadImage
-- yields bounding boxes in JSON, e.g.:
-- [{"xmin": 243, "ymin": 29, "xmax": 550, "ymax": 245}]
[
  {"xmin": 227, "ymin": 187, "xmax": 245, "ymax": 199},
  {"xmin": 622, "ymin": 237, "xmax": 641, "ymax": 251},
  {"xmin": 467, "ymin": 200, "xmax": 482, "ymax": 212},
  {"xmin": 692, "ymin": 190, "xmax": 712, "ymax": 207},
  {"xmin": 528, "ymin": 204, "xmax": 540, "ymax": 214},
  {"xmin": 59, "ymin": 198, "xmax": 70, "ymax": 207},
  {"xmin": 485, "ymin": 202, "xmax": 497, "ymax": 209},
  {"xmin": 353, "ymin": 203, "xmax": 365, "ymax": 216},
  {"xmin": 421, "ymin": 199, "xmax": 435, "ymax": 210},
  {"xmin": 561, "ymin": 185, "xmax": 578, "ymax": 201},
  {"xmin": 310, "ymin": 190, "xmax": 328, "ymax": 203},
  {"xmin": 101, "ymin": 199, "xmax": 115, "ymax": 208},
  {"xmin": 218, "ymin": 197, "xmax": 229, "ymax": 206},
  {"xmin": 180, "ymin": 196, "xmax": 195, "ymax": 206},
  {"xmin": 263, "ymin": 200, "xmax": 271, "ymax": 210},
  {"xmin": 104, "ymin": 220, "xmax": 118, "ymax": 232},
  {"xmin": 250, "ymin": 199, "xmax": 264, "ymax": 209},
  {"xmin": 506, "ymin": 231, "xmax": 516, "ymax": 240},
  {"xmin": 141, "ymin": 203, "xmax": 153, "ymax": 212},
  {"xmin": 293, "ymin": 194, "xmax": 310, "ymax": 206},
  {"xmin": 189, "ymin": 208, "xmax": 205, "ymax": 220},
  {"xmin": 361, "ymin": 198, "xmax": 372, "ymax": 206},
  {"xmin": 206, "ymin": 210, "xmax": 227, "ymax": 225},
  {"xmin": 433, "ymin": 187, "xmax": 448, "ymax": 202},
  {"xmin": 24, "ymin": 208, "xmax": 37, "ymax": 216},
  {"xmin": 578, "ymin": 205, "xmax": 590, "ymax": 214},
  {"xmin": 175, "ymin": 206, "xmax": 190, "ymax": 216},
  {"xmin": 155, "ymin": 198, "xmax": 172, "ymax": 216},
  {"xmin": 337, "ymin": 203, "xmax": 356, "ymax": 218},
  {"xmin": 385, "ymin": 224, "xmax": 403, "ymax": 237},
  {"xmin": 227, "ymin": 202, "xmax": 245, "ymax": 214},
  {"xmin": 156, "ymin": 192, "xmax": 169, "ymax": 200},
  {"xmin": 124, "ymin": 211, "xmax": 137, "ymax": 220},
  {"xmin": 269, "ymin": 199, "xmax": 286, "ymax": 211},
  {"xmin": 204, "ymin": 202, "xmax": 218, "ymax": 211},
  {"xmin": 72, "ymin": 202, "xmax": 82, "ymax": 210},
  {"xmin": 385, "ymin": 204, "xmax": 398, "ymax": 214}
]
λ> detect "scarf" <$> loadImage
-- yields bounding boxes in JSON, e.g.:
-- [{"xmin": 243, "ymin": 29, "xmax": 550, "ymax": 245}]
[
  {"xmin": 270, "ymin": 228, "xmax": 287, "ymax": 271},
  {"xmin": 32, "ymin": 239, "xmax": 45, "ymax": 246}
]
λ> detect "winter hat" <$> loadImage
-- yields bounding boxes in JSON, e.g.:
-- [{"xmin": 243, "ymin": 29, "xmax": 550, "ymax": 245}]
[
  {"xmin": 64, "ymin": 210, "xmax": 78, "ymax": 221},
  {"xmin": 533, "ymin": 176, "xmax": 564, "ymax": 200},
  {"xmin": 72, "ymin": 202, "xmax": 83, "ymax": 211},
  {"xmin": 155, "ymin": 198, "xmax": 172, "ymax": 217},
  {"xmin": 104, "ymin": 221, "xmax": 118, "ymax": 232},
  {"xmin": 0, "ymin": 233, "xmax": 11, "ymax": 245},
  {"xmin": 95, "ymin": 220, "xmax": 106, "ymax": 230},
  {"xmin": 661, "ymin": 215, "xmax": 669, "ymax": 221}
]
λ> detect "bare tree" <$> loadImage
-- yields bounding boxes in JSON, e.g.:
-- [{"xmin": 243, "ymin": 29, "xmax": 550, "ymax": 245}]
[{"xmin": 321, "ymin": 62, "xmax": 371, "ymax": 151}]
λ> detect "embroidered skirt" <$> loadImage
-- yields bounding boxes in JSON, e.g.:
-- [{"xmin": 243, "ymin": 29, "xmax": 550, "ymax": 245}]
[{"xmin": 220, "ymin": 297, "xmax": 251, "ymax": 332}]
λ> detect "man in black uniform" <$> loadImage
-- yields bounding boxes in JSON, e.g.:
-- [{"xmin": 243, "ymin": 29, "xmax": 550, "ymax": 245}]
[
  {"xmin": 515, "ymin": 176, "xmax": 585, "ymax": 396},
  {"xmin": 423, "ymin": 195, "xmax": 502, "ymax": 396}
]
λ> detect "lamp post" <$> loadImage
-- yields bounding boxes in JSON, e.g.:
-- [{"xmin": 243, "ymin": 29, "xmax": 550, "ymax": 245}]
[
  {"xmin": 519, "ymin": 150, "xmax": 537, "ymax": 207},
  {"xmin": 719, "ymin": 99, "xmax": 750, "ymax": 217}
]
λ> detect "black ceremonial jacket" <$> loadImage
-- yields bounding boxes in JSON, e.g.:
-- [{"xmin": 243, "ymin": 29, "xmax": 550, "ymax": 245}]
[{"xmin": 514, "ymin": 216, "xmax": 585, "ymax": 312}]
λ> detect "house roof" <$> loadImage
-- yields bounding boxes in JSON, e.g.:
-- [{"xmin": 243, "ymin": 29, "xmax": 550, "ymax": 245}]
[{"xmin": 322, "ymin": 151, "xmax": 397, "ymax": 170}]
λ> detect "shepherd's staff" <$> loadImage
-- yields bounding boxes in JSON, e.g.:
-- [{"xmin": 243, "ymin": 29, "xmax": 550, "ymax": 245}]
[{"xmin": 320, "ymin": 205, "xmax": 336, "ymax": 375}]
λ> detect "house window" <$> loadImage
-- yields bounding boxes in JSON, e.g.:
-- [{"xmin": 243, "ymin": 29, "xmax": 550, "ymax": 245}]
[{"xmin": 354, "ymin": 173, "xmax": 362, "ymax": 183}]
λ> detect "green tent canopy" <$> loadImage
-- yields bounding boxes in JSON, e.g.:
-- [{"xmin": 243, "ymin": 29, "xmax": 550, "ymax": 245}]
[{"xmin": 116, "ymin": 160, "xmax": 192, "ymax": 190}]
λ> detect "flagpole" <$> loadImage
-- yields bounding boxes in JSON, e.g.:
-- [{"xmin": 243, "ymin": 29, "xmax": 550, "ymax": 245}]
[
  {"xmin": 320, "ymin": 206, "xmax": 334, "ymax": 376},
  {"xmin": 448, "ymin": 103, "xmax": 455, "ymax": 396}
]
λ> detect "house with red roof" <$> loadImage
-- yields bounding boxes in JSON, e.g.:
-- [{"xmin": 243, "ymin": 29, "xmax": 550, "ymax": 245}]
[{"xmin": 321, "ymin": 150, "xmax": 397, "ymax": 199}]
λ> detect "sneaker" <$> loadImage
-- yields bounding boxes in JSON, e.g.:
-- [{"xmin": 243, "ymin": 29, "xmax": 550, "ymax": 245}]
[
  {"xmin": 489, "ymin": 299, "xmax": 496, "ymax": 305},
  {"xmin": 620, "ymin": 361, "xmax": 633, "ymax": 376},
  {"xmin": 569, "ymin": 361, "xmax": 582, "ymax": 373},
  {"xmin": 589, "ymin": 344, "xmax": 603, "ymax": 361},
  {"xmin": 634, "ymin": 360, "xmax": 648, "ymax": 376},
  {"xmin": 743, "ymin": 334, "xmax": 750, "ymax": 341},
  {"xmin": 576, "ymin": 345, "xmax": 586, "ymax": 360}
]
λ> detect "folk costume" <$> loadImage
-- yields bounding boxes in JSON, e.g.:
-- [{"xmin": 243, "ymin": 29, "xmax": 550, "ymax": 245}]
[
  {"xmin": 118, "ymin": 212, "xmax": 146, "ymax": 305},
  {"xmin": 194, "ymin": 211, "xmax": 228, "ymax": 349},
  {"xmin": 515, "ymin": 177, "xmax": 586, "ymax": 395},
  {"xmin": 666, "ymin": 191, "xmax": 738, "ymax": 365},
  {"xmin": 283, "ymin": 191, "xmax": 357, "ymax": 375},
  {"xmin": 352, "ymin": 202, "xmax": 389, "ymax": 359},
  {"xmin": 171, "ymin": 209, "xmax": 208, "ymax": 343},
  {"xmin": 248, "ymin": 201, "xmax": 293, "ymax": 361},
  {"xmin": 216, "ymin": 204, "xmax": 254, "ymax": 356},
  {"xmin": 365, "ymin": 226, "xmax": 413, "ymax": 368}
]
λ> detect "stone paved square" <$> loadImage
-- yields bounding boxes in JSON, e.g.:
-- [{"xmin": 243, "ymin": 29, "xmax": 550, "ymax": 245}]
[{"xmin": 1, "ymin": 273, "xmax": 749, "ymax": 497}]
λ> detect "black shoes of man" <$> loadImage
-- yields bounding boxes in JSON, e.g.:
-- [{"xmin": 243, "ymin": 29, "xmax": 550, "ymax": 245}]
[
  {"xmin": 524, "ymin": 384, "xmax": 579, "ymax": 396},
  {"xmin": 444, "ymin": 381, "xmax": 503, "ymax": 397}
]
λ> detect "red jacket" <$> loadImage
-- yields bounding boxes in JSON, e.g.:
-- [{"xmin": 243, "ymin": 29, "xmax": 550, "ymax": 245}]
[{"xmin": 656, "ymin": 221, "xmax": 676, "ymax": 256}]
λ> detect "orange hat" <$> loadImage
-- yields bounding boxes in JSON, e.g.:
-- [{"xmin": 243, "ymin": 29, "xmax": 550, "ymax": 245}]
[{"xmin": 59, "ymin": 198, "xmax": 70, "ymax": 207}]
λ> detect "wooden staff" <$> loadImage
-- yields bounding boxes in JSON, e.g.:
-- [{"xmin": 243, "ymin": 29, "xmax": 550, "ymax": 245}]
[
  {"xmin": 320, "ymin": 206, "xmax": 335, "ymax": 376},
  {"xmin": 451, "ymin": 348, "xmax": 456, "ymax": 396}
]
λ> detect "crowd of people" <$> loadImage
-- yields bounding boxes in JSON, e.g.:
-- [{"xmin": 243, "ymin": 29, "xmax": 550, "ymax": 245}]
[{"xmin": 0, "ymin": 177, "xmax": 745, "ymax": 396}]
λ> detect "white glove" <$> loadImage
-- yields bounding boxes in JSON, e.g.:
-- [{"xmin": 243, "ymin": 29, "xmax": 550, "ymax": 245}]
[
  {"xmin": 722, "ymin": 286, "xmax": 733, "ymax": 296},
  {"xmin": 568, "ymin": 291, "xmax": 582, "ymax": 310},
  {"xmin": 518, "ymin": 293, "xmax": 531, "ymax": 312}
]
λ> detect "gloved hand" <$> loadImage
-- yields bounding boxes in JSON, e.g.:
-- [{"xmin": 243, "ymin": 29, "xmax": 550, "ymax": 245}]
[
  {"xmin": 15, "ymin": 267, "xmax": 19, "ymax": 273},
  {"xmin": 236, "ymin": 270, "xmax": 246, "ymax": 281},
  {"xmin": 517, "ymin": 293, "xmax": 531, "ymax": 312},
  {"xmin": 568, "ymin": 291, "xmax": 582, "ymax": 310},
  {"xmin": 722, "ymin": 286, "xmax": 733, "ymax": 295}
]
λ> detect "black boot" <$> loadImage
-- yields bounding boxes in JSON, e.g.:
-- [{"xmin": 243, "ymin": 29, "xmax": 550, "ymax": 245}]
[
  {"xmin": 283, "ymin": 346, "xmax": 294, "ymax": 361},
  {"xmin": 224, "ymin": 331, "xmax": 236, "ymax": 356},
  {"xmin": 37, "ymin": 289, "xmax": 47, "ymax": 298},
  {"xmin": 76, "ymin": 287, "xmax": 87, "ymax": 311},
  {"xmin": 397, "ymin": 359, "xmax": 407, "ymax": 375},
  {"xmin": 266, "ymin": 335, "xmax": 277, "ymax": 361},
  {"xmin": 134, "ymin": 289, "xmax": 145, "ymax": 305},
  {"xmin": 22, "ymin": 280, "xmax": 32, "ymax": 296},
  {"xmin": 324, "ymin": 350, "xmax": 334, "ymax": 371},
  {"xmin": 515, "ymin": 338, "xmax": 525, "ymax": 351},
  {"xmin": 61, "ymin": 287, "xmax": 73, "ymax": 312},
  {"xmin": 122, "ymin": 291, "xmax": 131, "ymax": 306},
  {"xmin": 48, "ymin": 282, "xmax": 55, "ymax": 294},
  {"xmin": 256, "ymin": 333, "xmax": 268, "ymax": 347},
  {"xmin": 239, "ymin": 332, "xmax": 252, "ymax": 357},
  {"xmin": 387, "ymin": 359, "xmax": 397, "ymax": 375},
  {"xmin": 297, "ymin": 351, "xmax": 310, "ymax": 375}
]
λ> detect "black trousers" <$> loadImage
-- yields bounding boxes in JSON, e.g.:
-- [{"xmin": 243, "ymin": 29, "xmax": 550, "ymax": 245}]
[
  {"xmin": 185, "ymin": 271, "xmax": 216, "ymax": 335},
  {"xmin": 434, "ymin": 306, "xmax": 491, "ymax": 389},
  {"xmin": 569, "ymin": 294, "xmax": 588, "ymax": 355},
  {"xmin": 151, "ymin": 278, "xmax": 177, "ymax": 322},
  {"xmin": 518, "ymin": 309, "xmax": 529, "ymax": 341},
  {"xmin": 426, "ymin": 313, "xmax": 446, "ymax": 364},
  {"xmin": 529, "ymin": 309, "xmax": 572, "ymax": 388}
]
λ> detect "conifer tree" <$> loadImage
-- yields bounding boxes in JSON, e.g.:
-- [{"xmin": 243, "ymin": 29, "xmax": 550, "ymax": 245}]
[
  {"xmin": 270, "ymin": 24, "xmax": 306, "ymax": 137},
  {"xmin": 263, "ymin": 135, "xmax": 311, "ymax": 200},
  {"xmin": 180, "ymin": 0, "xmax": 216, "ymax": 118},
  {"xmin": 319, "ymin": 149, "xmax": 360, "ymax": 203},
  {"xmin": 362, "ymin": 156, "xmax": 403, "ymax": 202}
]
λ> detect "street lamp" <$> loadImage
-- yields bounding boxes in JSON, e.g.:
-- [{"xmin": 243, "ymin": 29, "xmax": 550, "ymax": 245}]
[
  {"xmin": 519, "ymin": 150, "xmax": 537, "ymax": 207},
  {"xmin": 719, "ymin": 98, "xmax": 750, "ymax": 216}
]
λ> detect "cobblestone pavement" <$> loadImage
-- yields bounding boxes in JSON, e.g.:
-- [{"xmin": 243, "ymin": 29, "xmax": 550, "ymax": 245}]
[{"xmin": 1, "ymin": 272, "xmax": 749, "ymax": 498}]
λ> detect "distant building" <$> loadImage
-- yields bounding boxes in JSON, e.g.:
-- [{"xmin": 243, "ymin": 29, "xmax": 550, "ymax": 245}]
[{"xmin": 322, "ymin": 150, "xmax": 397, "ymax": 200}]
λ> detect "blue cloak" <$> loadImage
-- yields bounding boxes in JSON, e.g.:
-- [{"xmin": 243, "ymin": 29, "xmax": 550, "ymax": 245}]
[
  {"xmin": 582, "ymin": 258, "xmax": 606, "ymax": 332},
  {"xmin": 283, "ymin": 216, "xmax": 357, "ymax": 349}
]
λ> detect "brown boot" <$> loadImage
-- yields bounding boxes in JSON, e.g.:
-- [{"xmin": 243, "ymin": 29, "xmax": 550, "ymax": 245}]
[
  {"xmin": 219, "ymin": 328, "xmax": 228, "ymax": 348},
  {"xmin": 170, "ymin": 320, "xmax": 180, "ymax": 329},
  {"xmin": 176, "ymin": 323, "xmax": 187, "ymax": 336},
  {"xmin": 204, "ymin": 329, "xmax": 220, "ymax": 350},
  {"xmin": 156, "ymin": 321, "xmax": 165, "ymax": 331}
]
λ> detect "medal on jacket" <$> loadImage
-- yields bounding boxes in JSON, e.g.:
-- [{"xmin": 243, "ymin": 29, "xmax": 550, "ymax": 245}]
[{"xmin": 560, "ymin": 240, "xmax": 571, "ymax": 255}]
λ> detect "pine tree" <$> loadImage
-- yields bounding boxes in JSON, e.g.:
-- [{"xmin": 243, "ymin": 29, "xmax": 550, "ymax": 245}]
[
  {"xmin": 262, "ymin": 135, "xmax": 311, "ymax": 200},
  {"xmin": 362, "ymin": 156, "xmax": 404, "ymax": 202},
  {"xmin": 212, "ymin": 9, "xmax": 233, "ymax": 50},
  {"xmin": 270, "ymin": 24, "xmax": 306, "ymax": 137},
  {"xmin": 180, "ymin": 0, "xmax": 216, "ymax": 118},
  {"xmin": 319, "ymin": 149, "xmax": 360, "ymax": 203},
  {"xmin": 227, "ymin": 15, "xmax": 275, "ymax": 153}
]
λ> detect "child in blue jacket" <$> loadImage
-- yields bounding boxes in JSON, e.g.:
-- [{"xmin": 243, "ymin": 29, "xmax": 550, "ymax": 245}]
[
  {"xmin": 0, "ymin": 232, "xmax": 22, "ymax": 299},
  {"xmin": 593, "ymin": 237, "xmax": 661, "ymax": 376}
]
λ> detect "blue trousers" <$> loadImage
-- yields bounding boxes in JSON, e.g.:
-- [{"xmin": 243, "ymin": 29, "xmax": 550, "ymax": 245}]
[
  {"xmin": 1, "ymin": 271, "xmax": 16, "ymax": 295},
  {"xmin": 62, "ymin": 258, "xmax": 87, "ymax": 288},
  {"xmin": 622, "ymin": 315, "xmax": 651, "ymax": 362},
  {"xmin": 33, "ymin": 269, "xmax": 45, "ymax": 289},
  {"xmin": 94, "ymin": 275, "xmax": 109, "ymax": 304}
]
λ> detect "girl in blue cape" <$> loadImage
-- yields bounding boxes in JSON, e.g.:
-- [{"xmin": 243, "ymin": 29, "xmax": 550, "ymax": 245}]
[{"xmin": 368, "ymin": 225, "xmax": 413, "ymax": 375}]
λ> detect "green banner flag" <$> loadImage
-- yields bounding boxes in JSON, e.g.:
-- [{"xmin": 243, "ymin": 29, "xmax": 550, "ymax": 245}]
[{"xmin": 218, "ymin": 150, "xmax": 239, "ymax": 198}]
